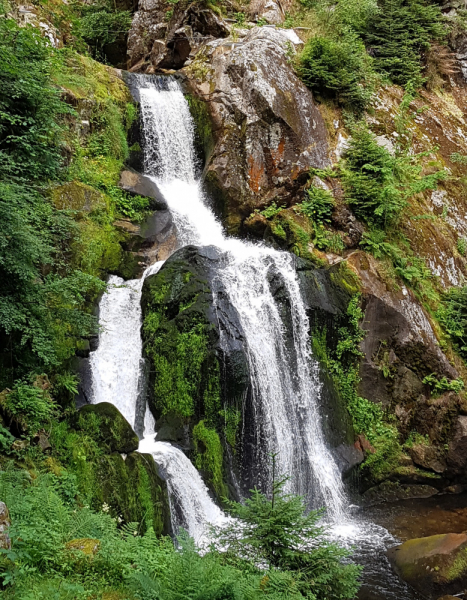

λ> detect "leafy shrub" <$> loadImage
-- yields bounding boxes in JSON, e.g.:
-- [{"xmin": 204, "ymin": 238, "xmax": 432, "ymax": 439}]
[
  {"xmin": 422, "ymin": 373, "xmax": 465, "ymax": 394},
  {"xmin": 213, "ymin": 461, "xmax": 361, "ymax": 599},
  {"xmin": 341, "ymin": 122, "xmax": 444, "ymax": 227},
  {"xmin": 0, "ymin": 18, "xmax": 68, "ymax": 181},
  {"xmin": 437, "ymin": 286, "xmax": 467, "ymax": 360},
  {"xmin": 1, "ymin": 380, "xmax": 57, "ymax": 435},
  {"xmin": 78, "ymin": 1, "xmax": 132, "ymax": 61},
  {"xmin": 300, "ymin": 186, "xmax": 335, "ymax": 224},
  {"xmin": 364, "ymin": 0, "xmax": 445, "ymax": 87},
  {"xmin": 298, "ymin": 32, "xmax": 374, "ymax": 112}
]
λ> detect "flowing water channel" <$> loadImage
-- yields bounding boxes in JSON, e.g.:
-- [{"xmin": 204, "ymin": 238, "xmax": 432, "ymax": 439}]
[{"xmin": 89, "ymin": 74, "xmax": 422, "ymax": 599}]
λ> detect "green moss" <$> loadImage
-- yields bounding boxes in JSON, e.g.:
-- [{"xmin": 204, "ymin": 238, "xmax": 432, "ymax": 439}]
[
  {"xmin": 186, "ymin": 94, "xmax": 215, "ymax": 165},
  {"xmin": 219, "ymin": 407, "xmax": 242, "ymax": 449},
  {"xmin": 445, "ymin": 547, "xmax": 467, "ymax": 582},
  {"xmin": 77, "ymin": 402, "xmax": 139, "ymax": 453},
  {"xmin": 330, "ymin": 261, "xmax": 362, "ymax": 295},
  {"xmin": 193, "ymin": 420, "xmax": 227, "ymax": 500}
]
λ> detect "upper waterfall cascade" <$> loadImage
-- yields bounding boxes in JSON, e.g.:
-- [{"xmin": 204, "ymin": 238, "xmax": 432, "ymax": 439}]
[
  {"xmin": 90, "ymin": 73, "xmax": 347, "ymax": 536},
  {"xmin": 139, "ymin": 76, "xmax": 347, "ymax": 518}
]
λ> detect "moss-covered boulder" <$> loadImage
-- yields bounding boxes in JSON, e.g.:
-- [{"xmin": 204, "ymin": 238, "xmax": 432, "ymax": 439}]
[
  {"xmin": 388, "ymin": 532, "xmax": 467, "ymax": 599},
  {"xmin": 141, "ymin": 245, "xmax": 357, "ymax": 502},
  {"xmin": 90, "ymin": 451, "xmax": 171, "ymax": 536},
  {"xmin": 78, "ymin": 403, "xmax": 139, "ymax": 453},
  {"xmin": 50, "ymin": 181, "xmax": 108, "ymax": 215},
  {"xmin": 65, "ymin": 538, "xmax": 100, "ymax": 556}
]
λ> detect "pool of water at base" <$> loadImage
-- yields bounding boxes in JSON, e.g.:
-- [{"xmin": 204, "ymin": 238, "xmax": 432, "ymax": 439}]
[{"xmin": 350, "ymin": 492, "xmax": 467, "ymax": 600}]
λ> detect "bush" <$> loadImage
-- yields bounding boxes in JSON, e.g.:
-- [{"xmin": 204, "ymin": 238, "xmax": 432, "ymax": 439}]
[
  {"xmin": 301, "ymin": 186, "xmax": 335, "ymax": 224},
  {"xmin": 364, "ymin": 0, "xmax": 445, "ymax": 87},
  {"xmin": 213, "ymin": 459, "xmax": 361, "ymax": 599},
  {"xmin": 298, "ymin": 32, "xmax": 374, "ymax": 112},
  {"xmin": 1, "ymin": 380, "xmax": 57, "ymax": 435},
  {"xmin": 437, "ymin": 286, "xmax": 467, "ymax": 360},
  {"xmin": 78, "ymin": 1, "xmax": 132, "ymax": 61}
]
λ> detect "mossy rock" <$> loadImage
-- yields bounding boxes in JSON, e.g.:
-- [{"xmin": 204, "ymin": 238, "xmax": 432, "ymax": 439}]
[
  {"xmin": 65, "ymin": 538, "xmax": 100, "ymax": 556},
  {"xmin": 388, "ymin": 532, "xmax": 467, "ymax": 599},
  {"xmin": 49, "ymin": 181, "xmax": 108, "ymax": 215},
  {"xmin": 78, "ymin": 403, "xmax": 139, "ymax": 453}
]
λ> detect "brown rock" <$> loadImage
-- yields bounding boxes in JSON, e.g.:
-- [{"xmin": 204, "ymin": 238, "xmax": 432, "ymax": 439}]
[
  {"xmin": 408, "ymin": 443, "xmax": 447, "ymax": 474},
  {"xmin": 356, "ymin": 434, "xmax": 375, "ymax": 455},
  {"xmin": 184, "ymin": 27, "xmax": 329, "ymax": 234},
  {"xmin": 362, "ymin": 481, "xmax": 438, "ymax": 505},
  {"xmin": 447, "ymin": 415, "xmax": 467, "ymax": 475},
  {"xmin": 388, "ymin": 532, "xmax": 467, "ymax": 598},
  {"xmin": 0, "ymin": 502, "xmax": 11, "ymax": 550}
]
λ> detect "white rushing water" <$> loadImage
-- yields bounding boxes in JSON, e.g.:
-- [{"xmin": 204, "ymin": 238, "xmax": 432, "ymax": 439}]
[
  {"xmin": 139, "ymin": 436, "xmax": 229, "ymax": 543},
  {"xmin": 137, "ymin": 75, "xmax": 347, "ymax": 519},
  {"xmin": 89, "ymin": 262, "xmax": 162, "ymax": 435}
]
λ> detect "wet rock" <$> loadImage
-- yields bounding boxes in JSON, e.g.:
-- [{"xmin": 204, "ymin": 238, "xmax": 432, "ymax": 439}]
[
  {"xmin": 78, "ymin": 402, "xmax": 139, "ymax": 453},
  {"xmin": 119, "ymin": 170, "xmax": 168, "ymax": 210},
  {"xmin": 184, "ymin": 26, "xmax": 329, "ymax": 234},
  {"xmin": 362, "ymin": 481, "xmax": 439, "ymax": 505},
  {"xmin": 346, "ymin": 253, "xmax": 458, "ymax": 439},
  {"xmin": 447, "ymin": 415, "xmax": 467, "ymax": 476},
  {"xmin": 388, "ymin": 532, "xmax": 467, "ymax": 598},
  {"xmin": 408, "ymin": 443, "xmax": 447, "ymax": 474},
  {"xmin": 0, "ymin": 502, "xmax": 11, "ymax": 550},
  {"xmin": 34, "ymin": 431, "xmax": 52, "ymax": 453}
]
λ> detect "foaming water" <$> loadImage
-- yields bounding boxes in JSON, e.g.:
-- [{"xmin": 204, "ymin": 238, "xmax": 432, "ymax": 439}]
[
  {"xmin": 89, "ymin": 262, "xmax": 162, "ymax": 434},
  {"xmin": 139, "ymin": 75, "xmax": 347, "ymax": 519},
  {"xmin": 138, "ymin": 436, "xmax": 230, "ymax": 545}
]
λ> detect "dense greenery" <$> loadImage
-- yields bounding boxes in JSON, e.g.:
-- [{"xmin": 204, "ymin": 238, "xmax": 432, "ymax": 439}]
[{"xmin": 0, "ymin": 461, "xmax": 360, "ymax": 599}]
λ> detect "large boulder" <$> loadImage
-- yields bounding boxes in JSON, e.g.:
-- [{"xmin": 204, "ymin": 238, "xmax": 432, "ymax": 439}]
[
  {"xmin": 78, "ymin": 403, "xmax": 139, "ymax": 453},
  {"xmin": 388, "ymin": 532, "xmax": 467, "ymax": 599},
  {"xmin": 0, "ymin": 502, "xmax": 11, "ymax": 550},
  {"xmin": 183, "ymin": 27, "xmax": 329, "ymax": 234}
]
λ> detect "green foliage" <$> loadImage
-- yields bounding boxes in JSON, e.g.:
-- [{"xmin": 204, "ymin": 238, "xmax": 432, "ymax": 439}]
[
  {"xmin": 422, "ymin": 373, "xmax": 465, "ymax": 394},
  {"xmin": 193, "ymin": 421, "xmax": 227, "ymax": 499},
  {"xmin": 298, "ymin": 31, "xmax": 374, "ymax": 112},
  {"xmin": 341, "ymin": 121, "xmax": 445, "ymax": 227},
  {"xmin": 1, "ymin": 381, "xmax": 57, "ymax": 435},
  {"xmin": 451, "ymin": 152, "xmax": 467, "ymax": 166},
  {"xmin": 437, "ymin": 286, "xmax": 467, "ymax": 360},
  {"xmin": 457, "ymin": 237, "xmax": 467, "ymax": 256},
  {"xmin": 78, "ymin": 0, "xmax": 132, "ymax": 62},
  {"xmin": 213, "ymin": 459, "xmax": 361, "ymax": 599},
  {"xmin": 301, "ymin": 185, "xmax": 335, "ymax": 224},
  {"xmin": 364, "ymin": 0, "xmax": 445, "ymax": 87},
  {"xmin": 260, "ymin": 202, "xmax": 285, "ymax": 219},
  {"xmin": 0, "ymin": 18, "xmax": 68, "ymax": 181}
]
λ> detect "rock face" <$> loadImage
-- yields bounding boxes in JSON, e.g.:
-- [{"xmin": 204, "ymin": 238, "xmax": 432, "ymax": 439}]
[
  {"xmin": 184, "ymin": 27, "xmax": 329, "ymax": 234},
  {"xmin": 127, "ymin": 0, "xmax": 229, "ymax": 71},
  {"xmin": 388, "ymin": 532, "xmax": 467, "ymax": 599},
  {"xmin": 0, "ymin": 502, "xmax": 11, "ymax": 550}
]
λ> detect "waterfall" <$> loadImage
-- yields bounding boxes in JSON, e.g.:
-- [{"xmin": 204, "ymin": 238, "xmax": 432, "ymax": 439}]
[
  {"xmin": 139, "ymin": 437, "xmax": 229, "ymax": 543},
  {"xmin": 137, "ymin": 75, "xmax": 347, "ymax": 519},
  {"xmin": 89, "ymin": 263, "xmax": 162, "ymax": 435}
]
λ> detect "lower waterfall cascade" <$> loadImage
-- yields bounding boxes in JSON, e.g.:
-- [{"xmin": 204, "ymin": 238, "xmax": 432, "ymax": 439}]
[{"xmin": 89, "ymin": 74, "xmax": 422, "ymax": 598}]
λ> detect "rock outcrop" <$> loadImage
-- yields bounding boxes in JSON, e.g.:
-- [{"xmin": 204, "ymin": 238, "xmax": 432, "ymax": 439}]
[
  {"xmin": 388, "ymin": 532, "xmax": 467, "ymax": 599},
  {"xmin": 0, "ymin": 502, "xmax": 11, "ymax": 550},
  {"xmin": 183, "ymin": 27, "xmax": 328, "ymax": 234}
]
